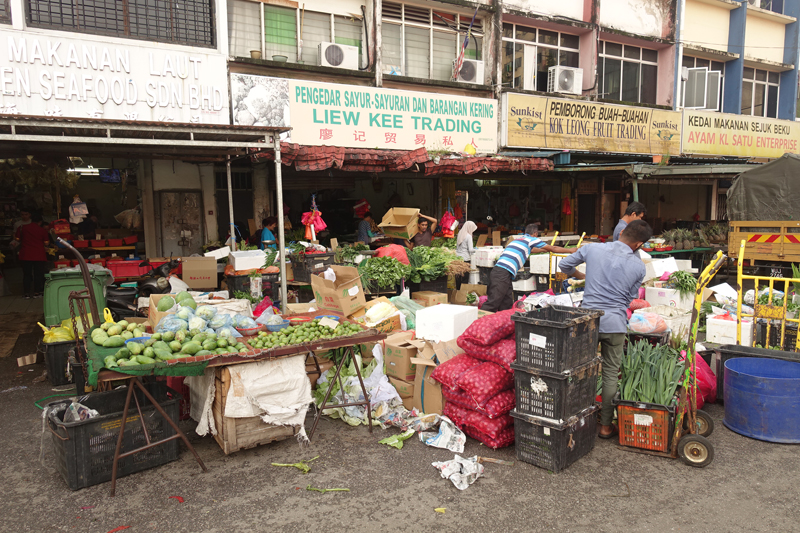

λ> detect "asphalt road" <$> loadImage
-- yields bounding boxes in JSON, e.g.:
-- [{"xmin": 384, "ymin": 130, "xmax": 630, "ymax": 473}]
[{"xmin": 2, "ymin": 339, "xmax": 799, "ymax": 533}]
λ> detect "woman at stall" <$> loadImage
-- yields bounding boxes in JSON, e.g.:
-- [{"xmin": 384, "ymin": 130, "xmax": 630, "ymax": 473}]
[
  {"xmin": 14, "ymin": 211, "xmax": 51, "ymax": 299},
  {"xmin": 260, "ymin": 217, "xmax": 279, "ymax": 250},
  {"xmin": 454, "ymin": 221, "xmax": 477, "ymax": 289}
]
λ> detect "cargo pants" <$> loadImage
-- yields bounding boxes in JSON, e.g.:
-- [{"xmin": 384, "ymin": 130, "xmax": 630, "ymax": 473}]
[{"xmin": 599, "ymin": 333, "xmax": 625, "ymax": 426}]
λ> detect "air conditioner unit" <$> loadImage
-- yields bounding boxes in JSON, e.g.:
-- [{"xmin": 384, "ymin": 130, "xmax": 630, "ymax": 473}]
[
  {"xmin": 318, "ymin": 42, "xmax": 359, "ymax": 69},
  {"xmin": 547, "ymin": 66, "xmax": 583, "ymax": 95},
  {"xmin": 454, "ymin": 59, "xmax": 484, "ymax": 84}
]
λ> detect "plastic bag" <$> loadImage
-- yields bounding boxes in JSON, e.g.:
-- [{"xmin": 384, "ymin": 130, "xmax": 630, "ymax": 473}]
[
  {"xmin": 442, "ymin": 388, "xmax": 515, "ymax": 419},
  {"xmin": 430, "ymin": 353, "xmax": 481, "ymax": 391},
  {"xmin": 195, "ymin": 305, "xmax": 218, "ymax": 320},
  {"xmin": 114, "ymin": 207, "xmax": 142, "ymax": 230},
  {"xmin": 216, "ymin": 326, "xmax": 242, "ymax": 338},
  {"xmin": 628, "ymin": 312, "xmax": 668, "ymax": 334},
  {"xmin": 253, "ymin": 296, "xmax": 275, "ymax": 318},
  {"xmin": 234, "ymin": 315, "xmax": 258, "ymax": 329},
  {"xmin": 459, "ymin": 309, "xmax": 519, "ymax": 347},
  {"xmin": 175, "ymin": 306, "xmax": 194, "ymax": 321},
  {"xmin": 62, "ymin": 401, "xmax": 99, "ymax": 423},
  {"xmin": 374, "ymin": 244, "xmax": 409, "ymax": 266},
  {"xmin": 680, "ymin": 351, "xmax": 717, "ymax": 408},
  {"xmin": 456, "ymin": 338, "xmax": 516, "ymax": 372},
  {"xmin": 455, "ymin": 362, "xmax": 514, "ymax": 406},
  {"xmin": 208, "ymin": 313, "xmax": 233, "ymax": 330},
  {"xmin": 188, "ymin": 316, "xmax": 207, "ymax": 331},
  {"xmin": 629, "ymin": 298, "xmax": 650, "ymax": 311},
  {"xmin": 156, "ymin": 315, "xmax": 188, "ymax": 333}
]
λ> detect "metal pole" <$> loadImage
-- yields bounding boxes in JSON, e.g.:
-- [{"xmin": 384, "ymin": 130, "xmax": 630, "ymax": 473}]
[
  {"xmin": 274, "ymin": 140, "xmax": 288, "ymax": 314},
  {"xmin": 632, "ymin": 180, "xmax": 639, "ymax": 203},
  {"xmin": 226, "ymin": 155, "xmax": 236, "ymax": 252}
]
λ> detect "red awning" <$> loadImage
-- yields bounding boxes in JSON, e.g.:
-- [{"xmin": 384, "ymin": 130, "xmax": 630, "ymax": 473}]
[{"xmin": 251, "ymin": 142, "xmax": 554, "ymax": 175}]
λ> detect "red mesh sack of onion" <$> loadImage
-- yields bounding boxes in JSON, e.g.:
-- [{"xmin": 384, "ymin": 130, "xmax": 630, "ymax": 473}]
[
  {"xmin": 459, "ymin": 308, "xmax": 520, "ymax": 346},
  {"xmin": 442, "ymin": 388, "xmax": 515, "ymax": 419},
  {"xmin": 456, "ymin": 362, "xmax": 514, "ymax": 406},
  {"xmin": 430, "ymin": 353, "xmax": 481, "ymax": 391},
  {"xmin": 456, "ymin": 337, "xmax": 517, "ymax": 372},
  {"xmin": 462, "ymin": 424, "xmax": 515, "ymax": 449}
]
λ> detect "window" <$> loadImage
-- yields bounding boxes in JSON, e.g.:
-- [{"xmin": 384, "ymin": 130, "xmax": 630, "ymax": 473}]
[
  {"xmin": 26, "ymin": 0, "xmax": 215, "ymax": 47},
  {"xmin": 742, "ymin": 67, "xmax": 779, "ymax": 118},
  {"xmin": 599, "ymin": 41, "xmax": 658, "ymax": 104},
  {"xmin": 754, "ymin": 0, "xmax": 784, "ymax": 14},
  {"xmin": 228, "ymin": 1, "xmax": 363, "ymax": 67},
  {"xmin": 381, "ymin": 2, "xmax": 483, "ymax": 81},
  {"xmin": 215, "ymin": 170, "xmax": 252, "ymax": 190},
  {"xmin": 0, "ymin": 1, "xmax": 10, "ymax": 23},
  {"xmin": 501, "ymin": 23, "xmax": 579, "ymax": 92},
  {"xmin": 682, "ymin": 56, "xmax": 725, "ymax": 111}
]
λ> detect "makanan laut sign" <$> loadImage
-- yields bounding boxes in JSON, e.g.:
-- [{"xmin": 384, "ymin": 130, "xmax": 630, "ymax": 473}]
[
  {"xmin": 0, "ymin": 29, "xmax": 229, "ymax": 123},
  {"xmin": 230, "ymin": 74, "xmax": 498, "ymax": 152}
]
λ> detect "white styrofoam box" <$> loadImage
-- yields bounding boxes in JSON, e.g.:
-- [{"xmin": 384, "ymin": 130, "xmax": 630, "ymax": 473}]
[
  {"xmin": 645, "ymin": 285, "xmax": 712, "ymax": 311},
  {"xmin": 634, "ymin": 305, "xmax": 692, "ymax": 341},
  {"xmin": 512, "ymin": 277, "xmax": 536, "ymax": 291},
  {"xmin": 475, "ymin": 246, "xmax": 505, "ymax": 267},
  {"xmin": 529, "ymin": 254, "xmax": 585, "ymax": 275},
  {"xmin": 204, "ymin": 246, "xmax": 230, "ymax": 260},
  {"xmin": 228, "ymin": 250, "xmax": 267, "ymax": 271},
  {"xmin": 415, "ymin": 304, "xmax": 478, "ymax": 342},
  {"xmin": 706, "ymin": 317, "xmax": 754, "ymax": 345},
  {"xmin": 644, "ymin": 257, "xmax": 678, "ymax": 283}
]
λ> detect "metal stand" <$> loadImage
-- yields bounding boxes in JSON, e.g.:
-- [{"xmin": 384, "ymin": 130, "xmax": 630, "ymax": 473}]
[
  {"xmin": 307, "ymin": 345, "xmax": 372, "ymax": 440},
  {"xmin": 110, "ymin": 377, "xmax": 207, "ymax": 496}
]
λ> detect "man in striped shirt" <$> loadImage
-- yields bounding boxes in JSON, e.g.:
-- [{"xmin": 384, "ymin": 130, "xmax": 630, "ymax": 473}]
[{"xmin": 483, "ymin": 224, "xmax": 575, "ymax": 312}]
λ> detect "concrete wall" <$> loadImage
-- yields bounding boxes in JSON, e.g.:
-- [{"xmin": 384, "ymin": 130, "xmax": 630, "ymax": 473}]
[
  {"xmin": 683, "ymin": 0, "xmax": 731, "ymax": 53},
  {"xmin": 598, "ymin": 0, "xmax": 674, "ymax": 39},
  {"xmin": 504, "ymin": 0, "xmax": 586, "ymax": 21},
  {"xmin": 745, "ymin": 15, "xmax": 787, "ymax": 64}
]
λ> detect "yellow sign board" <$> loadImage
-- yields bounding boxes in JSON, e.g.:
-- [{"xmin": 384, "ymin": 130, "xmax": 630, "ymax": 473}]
[
  {"xmin": 682, "ymin": 110, "xmax": 800, "ymax": 158},
  {"xmin": 503, "ymin": 93, "xmax": 681, "ymax": 155}
]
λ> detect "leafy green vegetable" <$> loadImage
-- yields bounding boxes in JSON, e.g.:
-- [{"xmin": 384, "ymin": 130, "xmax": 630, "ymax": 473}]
[
  {"xmin": 667, "ymin": 271, "xmax": 697, "ymax": 300},
  {"xmin": 406, "ymin": 246, "xmax": 460, "ymax": 283},
  {"xmin": 263, "ymin": 249, "xmax": 278, "ymax": 267},
  {"xmin": 233, "ymin": 290, "xmax": 259, "ymax": 304},
  {"xmin": 357, "ymin": 256, "xmax": 407, "ymax": 292},
  {"xmin": 335, "ymin": 243, "xmax": 370, "ymax": 264},
  {"xmin": 431, "ymin": 237, "xmax": 457, "ymax": 249},
  {"xmin": 620, "ymin": 341, "xmax": 683, "ymax": 405}
]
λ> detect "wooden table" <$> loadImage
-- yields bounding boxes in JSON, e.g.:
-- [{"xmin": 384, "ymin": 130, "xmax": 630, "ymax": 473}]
[{"xmin": 90, "ymin": 312, "xmax": 385, "ymax": 495}]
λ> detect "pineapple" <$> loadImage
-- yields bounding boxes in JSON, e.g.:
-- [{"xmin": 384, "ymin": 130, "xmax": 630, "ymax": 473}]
[{"xmin": 682, "ymin": 229, "xmax": 693, "ymax": 251}]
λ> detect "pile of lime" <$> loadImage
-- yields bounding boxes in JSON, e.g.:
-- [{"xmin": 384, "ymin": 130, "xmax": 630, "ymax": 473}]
[{"xmin": 247, "ymin": 319, "xmax": 363, "ymax": 350}]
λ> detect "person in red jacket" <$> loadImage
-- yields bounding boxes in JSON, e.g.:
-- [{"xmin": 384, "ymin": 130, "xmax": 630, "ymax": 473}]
[{"xmin": 14, "ymin": 212, "xmax": 50, "ymax": 299}]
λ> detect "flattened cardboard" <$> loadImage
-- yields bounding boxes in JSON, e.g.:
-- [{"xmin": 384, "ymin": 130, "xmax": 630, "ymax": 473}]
[
  {"xmin": 412, "ymin": 291, "xmax": 448, "ymax": 307},
  {"xmin": 378, "ymin": 208, "xmax": 420, "ymax": 240},
  {"xmin": 476, "ymin": 234, "xmax": 488, "ymax": 247},
  {"xmin": 492, "ymin": 231, "xmax": 501, "ymax": 246},
  {"xmin": 181, "ymin": 256, "xmax": 217, "ymax": 289},
  {"xmin": 309, "ymin": 265, "xmax": 366, "ymax": 316},
  {"xmin": 389, "ymin": 376, "xmax": 415, "ymax": 398},
  {"xmin": 408, "ymin": 340, "xmax": 463, "ymax": 415}
]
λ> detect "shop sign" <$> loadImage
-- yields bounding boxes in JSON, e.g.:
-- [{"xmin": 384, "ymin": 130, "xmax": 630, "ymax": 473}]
[
  {"xmin": 231, "ymin": 74, "xmax": 498, "ymax": 153},
  {"xmin": 0, "ymin": 28, "xmax": 229, "ymax": 123},
  {"xmin": 682, "ymin": 110, "xmax": 799, "ymax": 158},
  {"xmin": 502, "ymin": 93, "xmax": 681, "ymax": 155}
]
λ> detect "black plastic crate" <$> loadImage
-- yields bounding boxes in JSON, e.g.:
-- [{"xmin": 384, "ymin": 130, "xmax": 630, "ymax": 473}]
[
  {"xmin": 290, "ymin": 253, "xmax": 335, "ymax": 283},
  {"xmin": 512, "ymin": 306, "xmax": 604, "ymax": 373},
  {"xmin": 41, "ymin": 339, "xmax": 75, "ymax": 386},
  {"xmin": 512, "ymin": 357, "xmax": 601, "ymax": 420},
  {"xmin": 46, "ymin": 382, "xmax": 180, "ymax": 490},
  {"xmin": 625, "ymin": 331, "xmax": 671, "ymax": 351},
  {"xmin": 511, "ymin": 405, "xmax": 598, "ymax": 473},
  {"xmin": 755, "ymin": 321, "xmax": 799, "ymax": 352},
  {"xmin": 225, "ymin": 273, "xmax": 280, "ymax": 302},
  {"xmin": 715, "ymin": 345, "xmax": 800, "ymax": 402}
]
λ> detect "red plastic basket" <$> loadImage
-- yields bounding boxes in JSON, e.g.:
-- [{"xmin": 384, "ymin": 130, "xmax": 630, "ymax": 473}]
[
  {"xmin": 236, "ymin": 325, "xmax": 266, "ymax": 337},
  {"xmin": 90, "ymin": 239, "xmax": 106, "ymax": 248},
  {"xmin": 107, "ymin": 260, "xmax": 148, "ymax": 278},
  {"xmin": 617, "ymin": 403, "xmax": 673, "ymax": 452},
  {"xmin": 107, "ymin": 238, "xmax": 124, "ymax": 247},
  {"xmin": 89, "ymin": 258, "xmax": 107, "ymax": 267},
  {"xmin": 73, "ymin": 240, "xmax": 89, "ymax": 248},
  {"xmin": 54, "ymin": 259, "xmax": 71, "ymax": 269},
  {"xmin": 123, "ymin": 235, "xmax": 139, "ymax": 245}
]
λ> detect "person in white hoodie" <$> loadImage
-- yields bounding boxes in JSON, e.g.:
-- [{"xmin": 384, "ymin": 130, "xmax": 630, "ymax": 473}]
[{"xmin": 454, "ymin": 221, "xmax": 478, "ymax": 289}]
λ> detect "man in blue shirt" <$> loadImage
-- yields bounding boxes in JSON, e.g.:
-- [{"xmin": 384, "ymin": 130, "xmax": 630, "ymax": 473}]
[
  {"xmin": 483, "ymin": 224, "xmax": 573, "ymax": 312},
  {"xmin": 260, "ymin": 216, "xmax": 278, "ymax": 250},
  {"xmin": 560, "ymin": 219, "xmax": 652, "ymax": 439},
  {"xmin": 613, "ymin": 202, "xmax": 646, "ymax": 241}
]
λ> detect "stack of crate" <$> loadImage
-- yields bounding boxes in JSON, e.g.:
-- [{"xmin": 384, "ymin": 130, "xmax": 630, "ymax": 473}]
[{"xmin": 509, "ymin": 305, "xmax": 604, "ymax": 473}]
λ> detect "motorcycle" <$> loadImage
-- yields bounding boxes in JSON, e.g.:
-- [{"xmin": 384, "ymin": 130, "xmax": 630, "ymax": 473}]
[{"xmin": 106, "ymin": 257, "xmax": 182, "ymax": 321}]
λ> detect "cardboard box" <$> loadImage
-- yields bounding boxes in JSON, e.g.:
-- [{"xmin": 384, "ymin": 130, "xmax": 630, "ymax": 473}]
[
  {"xmin": 181, "ymin": 257, "xmax": 217, "ymax": 289},
  {"xmin": 228, "ymin": 250, "xmax": 266, "ymax": 271},
  {"xmin": 384, "ymin": 336, "xmax": 418, "ymax": 381},
  {"xmin": 449, "ymin": 283, "xmax": 487, "ymax": 305},
  {"xmin": 409, "ymin": 339, "xmax": 464, "ymax": 415},
  {"xmin": 412, "ymin": 291, "xmax": 448, "ymax": 307},
  {"xmin": 351, "ymin": 297, "xmax": 403, "ymax": 334},
  {"xmin": 389, "ymin": 377, "xmax": 415, "ymax": 399},
  {"xmin": 17, "ymin": 352, "xmax": 41, "ymax": 367},
  {"xmin": 286, "ymin": 303, "xmax": 317, "ymax": 315},
  {"xmin": 645, "ymin": 285, "xmax": 712, "ymax": 311},
  {"xmin": 148, "ymin": 294, "xmax": 176, "ymax": 328},
  {"xmin": 285, "ymin": 264, "xmax": 294, "ymax": 281},
  {"xmin": 309, "ymin": 265, "xmax": 366, "ymax": 316},
  {"xmin": 402, "ymin": 396, "xmax": 416, "ymax": 410},
  {"xmin": 378, "ymin": 208, "xmax": 420, "ymax": 240},
  {"xmin": 416, "ymin": 304, "xmax": 478, "ymax": 342}
]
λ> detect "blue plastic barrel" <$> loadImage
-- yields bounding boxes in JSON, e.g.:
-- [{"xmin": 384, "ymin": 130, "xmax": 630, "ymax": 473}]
[{"xmin": 724, "ymin": 357, "xmax": 800, "ymax": 443}]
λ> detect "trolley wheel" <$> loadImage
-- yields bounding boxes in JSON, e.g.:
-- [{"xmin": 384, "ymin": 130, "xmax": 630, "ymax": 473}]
[
  {"xmin": 678, "ymin": 434, "xmax": 715, "ymax": 468},
  {"xmin": 695, "ymin": 409, "xmax": 715, "ymax": 437}
]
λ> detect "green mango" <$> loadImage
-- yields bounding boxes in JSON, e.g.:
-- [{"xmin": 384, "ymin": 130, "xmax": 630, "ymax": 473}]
[
  {"xmin": 215, "ymin": 348, "xmax": 227, "ymax": 354},
  {"xmin": 189, "ymin": 328, "xmax": 201, "ymax": 337},
  {"xmin": 115, "ymin": 347, "xmax": 131, "ymax": 359},
  {"xmin": 107, "ymin": 325, "xmax": 123, "ymax": 336},
  {"xmin": 180, "ymin": 342, "xmax": 201, "ymax": 355},
  {"xmin": 133, "ymin": 328, "xmax": 144, "ymax": 338},
  {"xmin": 169, "ymin": 340, "xmax": 182, "ymax": 352},
  {"xmin": 127, "ymin": 342, "xmax": 143, "ymax": 355},
  {"xmin": 143, "ymin": 347, "xmax": 155, "ymax": 359},
  {"xmin": 217, "ymin": 338, "xmax": 229, "ymax": 348},
  {"xmin": 117, "ymin": 320, "xmax": 129, "ymax": 329},
  {"xmin": 121, "ymin": 331, "xmax": 134, "ymax": 340},
  {"xmin": 156, "ymin": 295, "xmax": 175, "ymax": 312},
  {"xmin": 151, "ymin": 333, "xmax": 162, "ymax": 341},
  {"xmin": 195, "ymin": 350, "xmax": 214, "ymax": 357},
  {"xmin": 92, "ymin": 332, "xmax": 109, "ymax": 345},
  {"xmin": 202, "ymin": 340, "xmax": 217, "ymax": 351},
  {"xmin": 118, "ymin": 359, "xmax": 139, "ymax": 367},
  {"xmin": 104, "ymin": 356, "xmax": 119, "ymax": 368},
  {"xmin": 176, "ymin": 291, "xmax": 192, "ymax": 303},
  {"xmin": 103, "ymin": 336, "xmax": 125, "ymax": 348},
  {"xmin": 101, "ymin": 322, "xmax": 112, "ymax": 331},
  {"xmin": 144, "ymin": 339, "xmax": 155, "ymax": 348},
  {"xmin": 192, "ymin": 333, "xmax": 207, "ymax": 344},
  {"xmin": 154, "ymin": 349, "xmax": 174, "ymax": 361},
  {"xmin": 153, "ymin": 341, "xmax": 170, "ymax": 352},
  {"xmin": 175, "ymin": 330, "xmax": 187, "ymax": 343},
  {"xmin": 136, "ymin": 355, "xmax": 156, "ymax": 365},
  {"xmin": 126, "ymin": 323, "xmax": 138, "ymax": 332},
  {"xmin": 162, "ymin": 331, "xmax": 175, "ymax": 342}
]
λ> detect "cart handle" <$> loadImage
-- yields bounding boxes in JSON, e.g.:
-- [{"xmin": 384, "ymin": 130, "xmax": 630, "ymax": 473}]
[{"xmin": 46, "ymin": 414, "xmax": 71, "ymax": 441}]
